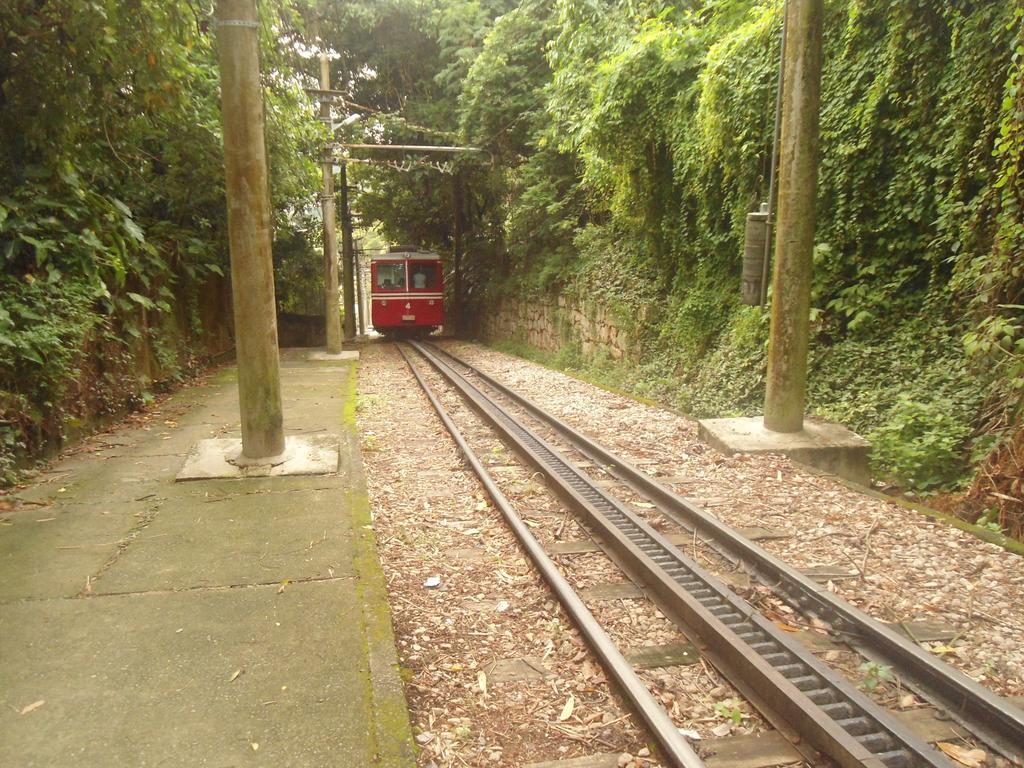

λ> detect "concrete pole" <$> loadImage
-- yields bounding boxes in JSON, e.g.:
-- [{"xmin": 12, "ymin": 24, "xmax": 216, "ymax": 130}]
[
  {"xmin": 354, "ymin": 244, "xmax": 366, "ymax": 336},
  {"xmin": 339, "ymin": 162, "xmax": 357, "ymax": 341},
  {"xmin": 452, "ymin": 172, "xmax": 464, "ymax": 334},
  {"xmin": 215, "ymin": 0, "xmax": 285, "ymax": 460},
  {"xmin": 763, "ymin": 0, "xmax": 823, "ymax": 433},
  {"xmin": 318, "ymin": 54, "xmax": 343, "ymax": 354}
]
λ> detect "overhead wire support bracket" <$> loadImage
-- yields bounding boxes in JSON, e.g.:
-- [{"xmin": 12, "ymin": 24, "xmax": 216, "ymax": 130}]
[
  {"xmin": 326, "ymin": 156, "xmax": 459, "ymax": 175},
  {"xmin": 303, "ymin": 87, "xmax": 349, "ymax": 104},
  {"xmin": 216, "ymin": 19, "xmax": 259, "ymax": 28},
  {"xmin": 339, "ymin": 143, "xmax": 483, "ymax": 153}
]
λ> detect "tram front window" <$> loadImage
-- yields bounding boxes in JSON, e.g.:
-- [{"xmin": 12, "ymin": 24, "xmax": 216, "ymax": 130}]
[
  {"xmin": 409, "ymin": 262, "xmax": 438, "ymax": 290},
  {"xmin": 376, "ymin": 263, "xmax": 405, "ymax": 290}
]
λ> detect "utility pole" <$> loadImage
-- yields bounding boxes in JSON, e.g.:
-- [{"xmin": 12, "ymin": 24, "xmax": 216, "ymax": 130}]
[
  {"xmin": 763, "ymin": 0, "xmax": 823, "ymax": 433},
  {"xmin": 354, "ymin": 242, "xmax": 366, "ymax": 336},
  {"xmin": 215, "ymin": 0, "xmax": 285, "ymax": 461},
  {"xmin": 452, "ymin": 171, "xmax": 464, "ymax": 335},
  {"xmin": 315, "ymin": 32, "xmax": 342, "ymax": 355},
  {"xmin": 339, "ymin": 162, "xmax": 356, "ymax": 341}
]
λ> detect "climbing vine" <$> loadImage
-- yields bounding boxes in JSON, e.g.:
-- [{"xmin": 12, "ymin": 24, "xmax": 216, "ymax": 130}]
[
  {"xmin": 454, "ymin": 0, "xmax": 1023, "ymax": 499},
  {"xmin": 0, "ymin": 0, "xmax": 321, "ymax": 483}
]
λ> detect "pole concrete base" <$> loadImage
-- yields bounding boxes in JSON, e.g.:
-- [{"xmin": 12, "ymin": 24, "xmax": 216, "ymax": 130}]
[
  {"xmin": 175, "ymin": 435, "xmax": 339, "ymax": 481},
  {"xmin": 697, "ymin": 416, "xmax": 870, "ymax": 485},
  {"xmin": 306, "ymin": 350, "xmax": 360, "ymax": 362},
  {"xmin": 229, "ymin": 444, "xmax": 292, "ymax": 468}
]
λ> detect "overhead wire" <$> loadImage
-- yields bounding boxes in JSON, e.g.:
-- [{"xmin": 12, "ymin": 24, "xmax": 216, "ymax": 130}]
[
  {"xmin": 312, "ymin": 54, "xmax": 554, "ymax": 178},
  {"xmin": 309, "ymin": 88, "xmax": 458, "ymax": 140}
]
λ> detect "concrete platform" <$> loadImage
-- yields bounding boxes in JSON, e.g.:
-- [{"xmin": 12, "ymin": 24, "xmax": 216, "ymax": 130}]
[
  {"xmin": 0, "ymin": 350, "xmax": 414, "ymax": 767},
  {"xmin": 307, "ymin": 349, "xmax": 359, "ymax": 362},
  {"xmin": 698, "ymin": 416, "xmax": 871, "ymax": 484}
]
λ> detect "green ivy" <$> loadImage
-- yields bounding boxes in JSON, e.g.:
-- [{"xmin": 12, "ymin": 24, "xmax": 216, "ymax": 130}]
[
  {"xmin": 453, "ymin": 0, "xmax": 1021, "ymax": 489},
  {"xmin": 0, "ymin": 0, "xmax": 322, "ymax": 482}
]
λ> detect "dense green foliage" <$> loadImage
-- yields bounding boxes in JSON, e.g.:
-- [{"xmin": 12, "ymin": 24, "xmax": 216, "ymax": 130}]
[
  {"xmin": 3, "ymin": 0, "xmax": 1020, "ymax": 501},
  {"xmin": 455, "ymin": 0, "xmax": 1020, "ymax": 493},
  {"xmin": 0, "ymin": 0, "xmax": 321, "ymax": 482},
  {"xmin": 341, "ymin": 0, "xmax": 1022, "ymax": 494},
  {"xmin": 312, "ymin": 0, "xmax": 518, "ymax": 274}
]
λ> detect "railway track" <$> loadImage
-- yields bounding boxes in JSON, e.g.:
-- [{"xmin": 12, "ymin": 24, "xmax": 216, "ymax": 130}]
[{"xmin": 399, "ymin": 340, "xmax": 1024, "ymax": 768}]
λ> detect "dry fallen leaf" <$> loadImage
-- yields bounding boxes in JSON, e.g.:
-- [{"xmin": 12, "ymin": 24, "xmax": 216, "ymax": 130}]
[
  {"xmin": 711, "ymin": 722, "xmax": 733, "ymax": 738},
  {"xmin": 19, "ymin": 700, "xmax": 45, "ymax": 715},
  {"xmin": 937, "ymin": 742, "xmax": 987, "ymax": 767},
  {"xmin": 558, "ymin": 693, "xmax": 575, "ymax": 721}
]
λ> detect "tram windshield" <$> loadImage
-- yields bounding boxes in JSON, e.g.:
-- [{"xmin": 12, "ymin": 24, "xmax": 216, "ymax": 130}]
[
  {"xmin": 375, "ymin": 262, "xmax": 405, "ymax": 290},
  {"xmin": 409, "ymin": 262, "xmax": 439, "ymax": 291}
]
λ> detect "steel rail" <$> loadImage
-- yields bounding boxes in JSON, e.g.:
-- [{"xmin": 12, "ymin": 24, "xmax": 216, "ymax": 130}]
[
  {"xmin": 395, "ymin": 344, "xmax": 707, "ymax": 768},
  {"xmin": 409, "ymin": 341, "xmax": 950, "ymax": 768},
  {"xmin": 424, "ymin": 342, "xmax": 1024, "ymax": 766}
]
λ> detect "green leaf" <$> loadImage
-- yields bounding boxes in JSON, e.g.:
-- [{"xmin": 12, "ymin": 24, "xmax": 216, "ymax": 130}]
[
  {"xmin": 126, "ymin": 292, "xmax": 155, "ymax": 309},
  {"xmin": 21, "ymin": 345, "xmax": 43, "ymax": 364},
  {"xmin": 123, "ymin": 218, "xmax": 145, "ymax": 244},
  {"xmin": 111, "ymin": 198, "xmax": 132, "ymax": 217}
]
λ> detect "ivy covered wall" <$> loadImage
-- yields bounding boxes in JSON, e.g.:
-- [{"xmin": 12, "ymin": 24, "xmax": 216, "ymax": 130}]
[{"xmin": 451, "ymin": 0, "xmax": 1024, "ymax": 516}]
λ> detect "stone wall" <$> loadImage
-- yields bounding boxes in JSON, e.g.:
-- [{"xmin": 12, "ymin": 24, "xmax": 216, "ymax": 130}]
[
  {"xmin": 277, "ymin": 312, "xmax": 326, "ymax": 348},
  {"xmin": 32, "ymin": 274, "xmax": 235, "ymax": 466},
  {"xmin": 479, "ymin": 295, "xmax": 639, "ymax": 361}
]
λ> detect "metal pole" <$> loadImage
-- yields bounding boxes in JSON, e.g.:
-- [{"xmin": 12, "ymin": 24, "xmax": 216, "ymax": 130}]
[
  {"xmin": 316, "ymin": 38, "xmax": 342, "ymax": 354},
  {"xmin": 764, "ymin": 0, "xmax": 824, "ymax": 433},
  {"xmin": 215, "ymin": 0, "xmax": 285, "ymax": 461},
  {"xmin": 760, "ymin": 0, "xmax": 789, "ymax": 308},
  {"xmin": 339, "ymin": 162, "xmax": 356, "ymax": 341}
]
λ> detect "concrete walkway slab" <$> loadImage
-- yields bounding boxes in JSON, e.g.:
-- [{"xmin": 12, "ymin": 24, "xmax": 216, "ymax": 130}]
[
  {"xmin": 307, "ymin": 350, "xmax": 360, "ymax": 362},
  {"xmin": 0, "ymin": 580, "xmax": 371, "ymax": 768},
  {"xmin": 94, "ymin": 488, "xmax": 356, "ymax": 593},
  {"xmin": 0, "ymin": 501, "xmax": 142, "ymax": 601},
  {"xmin": 12, "ymin": 451, "xmax": 187, "ymax": 506},
  {"xmin": 0, "ymin": 352, "xmax": 414, "ymax": 768}
]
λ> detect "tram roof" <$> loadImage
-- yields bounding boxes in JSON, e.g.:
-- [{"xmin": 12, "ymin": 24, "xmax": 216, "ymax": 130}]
[{"xmin": 371, "ymin": 247, "xmax": 440, "ymax": 261}]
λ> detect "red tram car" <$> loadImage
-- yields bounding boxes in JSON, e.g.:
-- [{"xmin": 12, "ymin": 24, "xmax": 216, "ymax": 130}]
[{"xmin": 369, "ymin": 246, "xmax": 444, "ymax": 335}]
